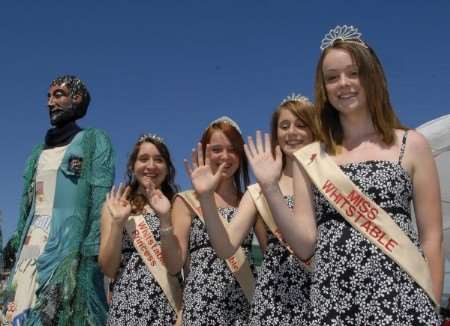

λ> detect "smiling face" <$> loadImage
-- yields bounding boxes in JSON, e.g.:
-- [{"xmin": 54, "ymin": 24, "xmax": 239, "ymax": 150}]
[
  {"xmin": 133, "ymin": 141, "xmax": 168, "ymax": 192},
  {"xmin": 277, "ymin": 108, "xmax": 313, "ymax": 157},
  {"xmin": 207, "ymin": 130, "xmax": 240, "ymax": 179},
  {"xmin": 322, "ymin": 48, "xmax": 367, "ymax": 116},
  {"xmin": 47, "ymin": 83, "xmax": 81, "ymax": 127}
]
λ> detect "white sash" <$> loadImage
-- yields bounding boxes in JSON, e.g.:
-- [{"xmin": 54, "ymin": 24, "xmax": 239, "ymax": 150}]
[
  {"xmin": 294, "ymin": 141, "xmax": 437, "ymax": 306},
  {"xmin": 177, "ymin": 191, "xmax": 255, "ymax": 303},
  {"xmin": 125, "ymin": 210, "xmax": 183, "ymax": 315},
  {"xmin": 247, "ymin": 184, "xmax": 313, "ymax": 272}
]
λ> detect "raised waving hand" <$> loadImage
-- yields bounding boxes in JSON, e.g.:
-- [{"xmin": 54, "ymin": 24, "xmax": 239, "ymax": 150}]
[
  {"xmin": 244, "ymin": 130, "xmax": 283, "ymax": 187},
  {"xmin": 143, "ymin": 179, "xmax": 171, "ymax": 218},
  {"xmin": 105, "ymin": 184, "xmax": 132, "ymax": 225},
  {"xmin": 184, "ymin": 142, "xmax": 225, "ymax": 195}
]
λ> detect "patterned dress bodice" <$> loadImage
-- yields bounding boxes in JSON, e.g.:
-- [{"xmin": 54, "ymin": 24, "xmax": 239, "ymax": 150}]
[
  {"xmin": 107, "ymin": 211, "xmax": 178, "ymax": 325},
  {"xmin": 249, "ymin": 195, "xmax": 311, "ymax": 326},
  {"xmin": 183, "ymin": 207, "xmax": 254, "ymax": 326},
  {"xmin": 189, "ymin": 207, "xmax": 253, "ymax": 255},
  {"xmin": 309, "ymin": 159, "xmax": 440, "ymax": 325},
  {"xmin": 121, "ymin": 212, "xmax": 161, "ymax": 253},
  {"xmin": 265, "ymin": 195, "xmax": 295, "ymax": 244},
  {"xmin": 314, "ymin": 160, "xmax": 419, "ymax": 247}
]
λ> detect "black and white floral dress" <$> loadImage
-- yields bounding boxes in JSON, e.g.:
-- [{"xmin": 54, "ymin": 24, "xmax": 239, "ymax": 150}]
[
  {"xmin": 308, "ymin": 133, "xmax": 440, "ymax": 325},
  {"xmin": 107, "ymin": 211, "xmax": 178, "ymax": 326},
  {"xmin": 182, "ymin": 207, "xmax": 254, "ymax": 325},
  {"xmin": 249, "ymin": 196, "xmax": 311, "ymax": 325}
]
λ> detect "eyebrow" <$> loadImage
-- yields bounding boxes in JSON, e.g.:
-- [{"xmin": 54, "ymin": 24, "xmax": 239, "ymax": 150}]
[
  {"xmin": 279, "ymin": 118, "xmax": 304, "ymax": 123},
  {"xmin": 210, "ymin": 144, "xmax": 235, "ymax": 150},
  {"xmin": 323, "ymin": 64, "xmax": 358, "ymax": 73}
]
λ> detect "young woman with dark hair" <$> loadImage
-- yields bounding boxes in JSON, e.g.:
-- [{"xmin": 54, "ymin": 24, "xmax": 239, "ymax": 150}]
[{"xmin": 99, "ymin": 134, "xmax": 182, "ymax": 325}]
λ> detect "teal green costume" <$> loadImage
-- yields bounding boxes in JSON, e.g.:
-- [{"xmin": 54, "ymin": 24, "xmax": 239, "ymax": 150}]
[{"xmin": 8, "ymin": 128, "xmax": 114, "ymax": 325}]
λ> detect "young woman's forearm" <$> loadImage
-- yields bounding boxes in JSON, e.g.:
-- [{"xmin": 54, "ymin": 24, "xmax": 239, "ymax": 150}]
[
  {"xmin": 261, "ymin": 183, "xmax": 315, "ymax": 259},
  {"xmin": 160, "ymin": 220, "xmax": 185, "ymax": 274},
  {"xmin": 199, "ymin": 192, "xmax": 240, "ymax": 258},
  {"xmin": 422, "ymin": 237, "xmax": 444, "ymax": 300},
  {"xmin": 99, "ymin": 221, "xmax": 125, "ymax": 278}
]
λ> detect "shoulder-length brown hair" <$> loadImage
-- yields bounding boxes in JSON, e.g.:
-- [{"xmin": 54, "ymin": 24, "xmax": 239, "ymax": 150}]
[
  {"xmin": 270, "ymin": 99, "xmax": 320, "ymax": 166},
  {"xmin": 200, "ymin": 120, "xmax": 249, "ymax": 198},
  {"xmin": 315, "ymin": 40, "xmax": 406, "ymax": 154},
  {"xmin": 125, "ymin": 135, "xmax": 179, "ymax": 214}
]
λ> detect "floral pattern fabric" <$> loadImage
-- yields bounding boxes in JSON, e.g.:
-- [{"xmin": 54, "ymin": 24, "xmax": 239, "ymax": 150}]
[
  {"xmin": 309, "ymin": 159, "xmax": 440, "ymax": 326},
  {"xmin": 249, "ymin": 196, "xmax": 311, "ymax": 325},
  {"xmin": 182, "ymin": 207, "xmax": 254, "ymax": 325},
  {"xmin": 107, "ymin": 211, "xmax": 177, "ymax": 325}
]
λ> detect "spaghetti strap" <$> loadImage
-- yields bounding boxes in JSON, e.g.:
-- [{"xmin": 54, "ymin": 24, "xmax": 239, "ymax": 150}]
[{"xmin": 398, "ymin": 130, "xmax": 408, "ymax": 165}]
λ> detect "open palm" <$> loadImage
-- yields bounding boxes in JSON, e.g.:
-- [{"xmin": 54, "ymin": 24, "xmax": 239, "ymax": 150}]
[
  {"xmin": 184, "ymin": 142, "xmax": 224, "ymax": 195},
  {"xmin": 106, "ymin": 184, "xmax": 132, "ymax": 225},
  {"xmin": 244, "ymin": 130, "xmax": 282, "ymax": 187},
  {"xmin": 144, "ymin": 180, "xmax": 171, "ymax": 217}
]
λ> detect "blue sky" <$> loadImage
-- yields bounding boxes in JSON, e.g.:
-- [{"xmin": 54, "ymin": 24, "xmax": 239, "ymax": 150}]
[{"xmin": 0, "ymin": 0, "xmax": 449, "ymax": 242}]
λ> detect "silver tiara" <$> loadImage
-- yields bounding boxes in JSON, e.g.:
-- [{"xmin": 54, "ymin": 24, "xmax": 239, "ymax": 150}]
[
  {"xmin": 138, "ymin": 133, "xmax": 165, "ymax": 144},
  {"xmin": 320, "ymin": 25, "xmax": 366, "ymax": 51},
  {"xmin": 280, "ymin": 93, "xmax": 310, "ymax": 106},
  {"xmin": 209, "ymin": 116, "xmax": 242, "ymax": 134}
]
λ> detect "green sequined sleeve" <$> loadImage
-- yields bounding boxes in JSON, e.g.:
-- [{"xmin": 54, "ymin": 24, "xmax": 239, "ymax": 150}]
[{"xmin": 82, "ymin": 129, "xmax": 115, "ymax": 257}]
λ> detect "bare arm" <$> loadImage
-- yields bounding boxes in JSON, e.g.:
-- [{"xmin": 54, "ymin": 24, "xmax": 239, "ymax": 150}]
[
  {"xmin": 407, "ymin": 130, "xmax": 444, "ymax": 300},
  {"xmin": 160, "ymin": 196, "xmax": 192, "ymax": 274},
  {"xmin": 260, "ymin": 164, "xmax": 316, "ymax": 260},
  {"xmin": 246, "ymin": 131, "xmax": 316, "ymax": 260},
  {"xmin": 254, "ymin": 216, "xmax": 268, "ymax": 252},
  {"xmin": 98, "ymin": 185, "xmax": 131, "ymax": 278},
  {"xmin": 290, "ymin": 160, "xmax": 317, "ymax": 258},
  {"xmin": 198, "ymin": 191, "xmax": 260, "ymax": 259}
]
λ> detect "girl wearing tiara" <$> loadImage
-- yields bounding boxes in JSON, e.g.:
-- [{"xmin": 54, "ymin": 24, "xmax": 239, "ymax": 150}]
[
  {"xmin": 248, "ymin": 26, "xmax": 442, "ymax": 325},
  {"xmin": 189, "ymin": 98, "xmax": 318, "ymax": 325},
  {"xmin": 160, "ymin": 117, "xmax": 260, "ymax": 325},
  {"xmin": 99, "ymin": 134, "xmax": 182, "ymax": 325}
]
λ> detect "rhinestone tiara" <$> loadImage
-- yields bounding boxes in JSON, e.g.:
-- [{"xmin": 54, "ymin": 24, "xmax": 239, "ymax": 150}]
[
  {"xmin": 280, "ymin": 93, "xmax": 311, "ymax": 106},
  {"xmin": 320, "ymin": 25, "xmax": 367, "ymax": 51},
  {"xmin": 209, "ymin": 116, "xmax": 242, "ymax": 134},
  {"xmin": 138, "ymin": 133, "xmax": 165, "ymax": 144}
]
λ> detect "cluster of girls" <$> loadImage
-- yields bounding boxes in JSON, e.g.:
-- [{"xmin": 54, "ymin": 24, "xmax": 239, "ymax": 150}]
[{"xmin": 98, "ymin": 25, "xmax": 443, "ymax": 325}]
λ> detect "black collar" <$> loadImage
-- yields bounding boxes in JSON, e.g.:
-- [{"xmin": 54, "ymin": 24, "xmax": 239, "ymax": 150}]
[{"xmin": 45, "ymin": 121, "xmax": 82, "ymax": 148}]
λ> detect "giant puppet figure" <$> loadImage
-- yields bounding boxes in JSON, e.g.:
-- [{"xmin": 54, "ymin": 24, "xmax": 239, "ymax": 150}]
[{"xmin": 3, "ymin": 75, "xmax": 114, "ymax": 325}]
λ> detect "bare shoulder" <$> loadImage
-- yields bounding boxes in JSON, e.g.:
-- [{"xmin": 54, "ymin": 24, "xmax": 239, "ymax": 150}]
[
  {"xmin": 238, "ymin": 190, "xmax": 258, "ymax": 214},
  {"xmin": 399, "ymin": 129, "xmax": 434, "ymax": 175},
  {"xmin": 242, "ymin": 189, "xmax": 255, "ymax": 203},
  {"xmin": 171, "ymin": 195, "xmax": 194, "ymax": 218},
  {"xmin": 402, "ymin": 129, "xmax": 432, "ymax": 155}
]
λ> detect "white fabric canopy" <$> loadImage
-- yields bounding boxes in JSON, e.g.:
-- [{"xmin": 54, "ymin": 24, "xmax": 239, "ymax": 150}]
[{"xmin": 416, "ymin": 114, "xmax": 450, "ymax": 306}]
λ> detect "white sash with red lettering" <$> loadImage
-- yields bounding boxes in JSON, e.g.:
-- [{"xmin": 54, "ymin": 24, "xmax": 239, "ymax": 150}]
[
  {"xmin": 177, "ymin": 190, "xmax": 255, "ymax": 303},
  {"xmin": 294, "ymin": 141, "xmax": 437, "ymax": 306},
  {"xmin": 125, "ymin": 209, "xmax": 183, "ymax": 315},
  {"xmin": 247, "ymin": 184, "xmax": 313, "ymax": 272}
]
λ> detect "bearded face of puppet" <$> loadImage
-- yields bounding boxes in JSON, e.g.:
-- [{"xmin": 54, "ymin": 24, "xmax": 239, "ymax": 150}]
[{"xmin": 47, "ymin": 83, "xmax": 81, "ymax": 127}]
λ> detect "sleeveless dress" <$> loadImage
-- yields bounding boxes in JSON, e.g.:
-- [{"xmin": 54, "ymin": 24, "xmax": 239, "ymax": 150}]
[
  {"xmin": 249, "ymin": 196, "xmax": 311, "ymax": 325},
  {"xmin": 308, "ymin": 132, "xmax": 441, "ymax": 325},
  {"xmin": 107, "ymin": 211, "xmax": 177, "ymax": 325},
  {"xmin": 182, "ymin": 207, "xmax": 254, "ymax": 325}
]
